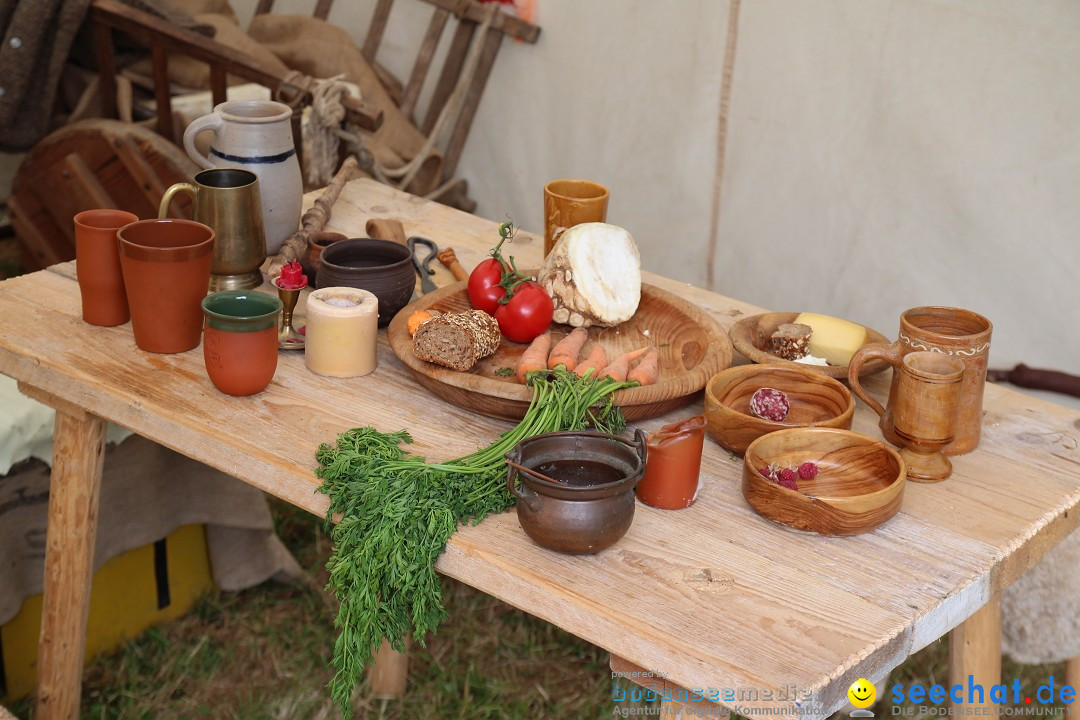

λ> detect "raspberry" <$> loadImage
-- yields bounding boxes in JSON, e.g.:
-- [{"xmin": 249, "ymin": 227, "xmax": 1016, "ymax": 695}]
[
  {"xmin": 797, "ymin": 462, "xmax": 819, "ymax": 480},
  {"xmin": 778, "ymin": 467, "xmax": 798, "ymax": 485},
  {"xmin": 778, "ymin": 476, "xmax": 799, "ymax": 491},
  {"xmin": 758, "ymin": 466, "xmax": 773, "ymax": 480}
]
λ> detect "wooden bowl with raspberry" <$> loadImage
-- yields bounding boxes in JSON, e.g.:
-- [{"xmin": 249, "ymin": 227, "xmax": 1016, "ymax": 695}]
[
  {"xmin": 704, "ymin": 364, "xmax": 855, "ymax": 456},
  {"xmin": 741, "ymin": 428, "xmax": 906, "ymax": 536}
]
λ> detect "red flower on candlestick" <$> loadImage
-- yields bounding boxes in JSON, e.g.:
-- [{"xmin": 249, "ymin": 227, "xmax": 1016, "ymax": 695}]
[{"xmin": 276, "ymin": 260, "xmax": 308, "ymax": 291}]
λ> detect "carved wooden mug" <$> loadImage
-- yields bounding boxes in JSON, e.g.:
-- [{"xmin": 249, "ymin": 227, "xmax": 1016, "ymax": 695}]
[
  {"xmin": 850, "ymin": 349, "xmax": 964, "ymax": 482},
  {"xmin": 848, "ymin": 306, "xmax": 992, "ymax": 456},
  {"xmin": 543, "ymin": 179, "xmax": 609, "ymax": 256}
]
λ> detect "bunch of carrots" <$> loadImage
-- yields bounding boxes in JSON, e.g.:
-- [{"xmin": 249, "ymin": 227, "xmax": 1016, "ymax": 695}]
[{"xmin": 514, "ymin": 327, "xmax": 659, "ymax": 386}]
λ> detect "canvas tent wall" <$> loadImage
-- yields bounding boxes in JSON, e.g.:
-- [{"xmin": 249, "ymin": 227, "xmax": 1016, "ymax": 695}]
[{"xmin": 236, "ymin": 0, "xmax": 1078, "ymax": 380}]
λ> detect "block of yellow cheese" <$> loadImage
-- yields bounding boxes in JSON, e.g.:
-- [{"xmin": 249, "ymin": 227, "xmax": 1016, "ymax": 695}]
[{"xmin": 793, "ymin": 312, "xmax": 868, "ymax": 366}]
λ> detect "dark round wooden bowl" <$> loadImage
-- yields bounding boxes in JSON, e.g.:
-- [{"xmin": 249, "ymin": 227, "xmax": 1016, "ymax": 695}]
[
  {"xmin": 742, "ymin": 428, "xmax": 906, "ymax": 536},
  {"xmin": 729, "ymin": 312, "xmax": 890, "ymax": 379},
  {"xmin": 315, "ymin": 238, "xmax": 414, "ymax": 326},
  {"xmin": 704, "ymin": 364, "xmax": 855, "ymax": 456}
]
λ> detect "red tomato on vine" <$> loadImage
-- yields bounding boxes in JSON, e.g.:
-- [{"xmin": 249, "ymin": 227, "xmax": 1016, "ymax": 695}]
[
  {"xmin": 466, "ymin": 257, "xmax": 505, "ymax": 314},
  {"xmin": 466, "ymin": 221, "xmax": 553, "ymax": 343},
  {"xmin": 495, "ymin": 281, "xmax": 553, "ymax": 343}
]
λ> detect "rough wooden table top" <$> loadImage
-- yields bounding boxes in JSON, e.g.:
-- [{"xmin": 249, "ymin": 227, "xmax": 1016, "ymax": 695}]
[{"xmin": 1, "ymin": 179, "xmax": 1078, "ymax": 718}]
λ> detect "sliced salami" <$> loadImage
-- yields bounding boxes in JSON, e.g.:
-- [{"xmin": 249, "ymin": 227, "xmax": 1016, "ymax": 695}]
[{"xmin": 749, "ymin": 387, "xmax": 790, "ymax": 422}]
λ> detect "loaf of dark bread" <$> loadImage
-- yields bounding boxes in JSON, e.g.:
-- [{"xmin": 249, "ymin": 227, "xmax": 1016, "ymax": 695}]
[
  {"xmin": 412, "ymin": 310, "xmax": 502, "ymax": 371},
  {"xmin": 770, "ymin": 322, "xmax": 812, "ymax": 360}
]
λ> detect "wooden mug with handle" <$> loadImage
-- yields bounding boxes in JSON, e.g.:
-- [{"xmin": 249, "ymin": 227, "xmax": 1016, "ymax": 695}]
[
  {"xmin": 849, "ymin": 306, "xmax": 992, "ymax": 455},
  {"xmin": 849, "ymin": 348, "xmax": 965, "ymax": 482}
]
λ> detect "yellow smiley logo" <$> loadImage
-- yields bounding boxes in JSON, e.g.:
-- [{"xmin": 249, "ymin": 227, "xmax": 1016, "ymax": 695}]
[{"xmin": 848, "ymin": 678, "xmax": 876, "ymax": 709}]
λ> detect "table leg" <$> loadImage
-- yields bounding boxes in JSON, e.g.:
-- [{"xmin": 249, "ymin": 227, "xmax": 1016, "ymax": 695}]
[
  {"xmin": 1066, "ymin": 655, "xmax": 1079, "ymax": 718},
  {"xmin": 367, "ymin": 638, "xmax": 410, "ymax": 699},
  {"xmin": 34, "ymin": 407, "xmax": 107, "ymax": 720},
  {"xmin": 949, "ymin": 595, "xmax": 1001, "ymax": 714}
]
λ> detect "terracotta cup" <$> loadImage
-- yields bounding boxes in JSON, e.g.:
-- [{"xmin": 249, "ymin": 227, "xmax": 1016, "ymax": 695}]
[
  {"xmin": 306, "ymin": 232, "xmax": 347, "ymax": 275},
  {"xmin": 850, "ymin": 350, "xmax": 964, "ymax": 482},
  {"xmin": 636, "ymin": 415, "xmax": 706, "ymax": 509},
  {"xmin": 73, "ymin": 209, "xmax": 140, "ymax": 326},
  {"xmin": 543, "ymin": 179, "xmax": 609, "ymax": 256},
  {"xmin": 117, "ymin": 219, "xmax": 215, "ymax": 353},
  {"xmin": 848, "ymin": 306, "xmax": 992, "ymax": 456},
  {"xmin": 201, "ymin": 291, "xmax": 282, "ymax": 396}
]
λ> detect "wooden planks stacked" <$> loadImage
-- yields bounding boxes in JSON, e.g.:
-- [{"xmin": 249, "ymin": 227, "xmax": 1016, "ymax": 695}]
[{"xmin": 0, "ymin": 179, "xmax": 1077, "ymax": 719}]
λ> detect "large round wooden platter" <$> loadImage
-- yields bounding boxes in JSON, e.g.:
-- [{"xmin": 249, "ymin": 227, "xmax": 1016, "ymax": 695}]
[{"xmin": 388, "ymin": 282, "xmax": 734, "ymax": 422}]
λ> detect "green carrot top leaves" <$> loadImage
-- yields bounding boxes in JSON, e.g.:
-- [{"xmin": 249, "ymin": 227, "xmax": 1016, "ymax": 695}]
[{"xmin": 315, "ymin": 368, "xmax": 637, "ymax": 717}]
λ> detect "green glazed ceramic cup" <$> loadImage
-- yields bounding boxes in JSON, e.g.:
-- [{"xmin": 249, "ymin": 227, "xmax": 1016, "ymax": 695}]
[{"xmin": 200, "ymin": 291, "xmax": 282, "ymax": 396}]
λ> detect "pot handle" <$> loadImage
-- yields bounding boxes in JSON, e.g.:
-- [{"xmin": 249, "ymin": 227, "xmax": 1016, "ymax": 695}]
[
  {"xmin": 505, "ymin": 449, "xmax": 541, "ymax": 512},
  {"xmin": 633, "ymin": 428, "xmax": 649, "ymax": 470}
]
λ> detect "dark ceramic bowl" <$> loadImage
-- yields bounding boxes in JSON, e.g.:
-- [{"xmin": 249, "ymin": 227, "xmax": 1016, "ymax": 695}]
[{"xmin": 315, "ymin": 238, "xmax": 414, "ymax": 326}]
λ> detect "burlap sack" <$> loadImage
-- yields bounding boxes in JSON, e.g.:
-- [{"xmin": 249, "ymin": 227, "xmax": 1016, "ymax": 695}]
[
  {"xmin": 172, "ymin": 0, "xmax": 237, "ymax": 24},
  {"xmin": 247, "ymin": 13, "xmax": 443, "ymax": 195},
  {"xmin": 0, "ymin": 436, "xmax": 303, "ymax": 626},
  {"xmin": 126, "ymin": 12, "xmax": 291, "ymax": 91}
]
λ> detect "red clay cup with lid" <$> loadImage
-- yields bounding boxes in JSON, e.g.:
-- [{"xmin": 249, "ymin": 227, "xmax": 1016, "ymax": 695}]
[
  {"xmin": 74, "ymin": 209, "xmax": 139, "ymax": 326},
  {"xmin": 117, "ymin": 219, "xmax": 214, "ymax": 353},
  {"xmin": 201, "ymin": 290, "xmax": 282, "ymax": 396}
]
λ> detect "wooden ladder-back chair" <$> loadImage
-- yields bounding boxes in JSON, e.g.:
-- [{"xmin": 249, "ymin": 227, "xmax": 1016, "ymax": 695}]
[
  {"xmin": 8, "ymin": 0, "xmax": 385, "ymax": 271},
  {"xmin": 252, "ymin": 0, "xmax": 541, "ymax": 210},
  {"xmin": 87, "ymin": 0, "xmax": 385, "ymax": 151}
]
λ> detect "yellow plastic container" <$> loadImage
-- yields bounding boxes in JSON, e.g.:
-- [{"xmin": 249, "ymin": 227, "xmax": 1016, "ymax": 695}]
[{"xmin": 0, "ymin": 524, "xmax": 213, "ymax": 702}]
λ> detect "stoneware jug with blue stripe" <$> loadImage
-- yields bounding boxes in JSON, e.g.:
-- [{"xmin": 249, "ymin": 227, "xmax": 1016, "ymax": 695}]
[{"xmin": 183, "ymin": 100, "xmax": 302, "ymax": 256}]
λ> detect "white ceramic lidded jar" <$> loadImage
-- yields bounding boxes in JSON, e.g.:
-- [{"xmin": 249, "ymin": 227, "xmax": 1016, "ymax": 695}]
[{"xmin": 183, "ymin": 100, "xmax": 303, "ymax": 256}]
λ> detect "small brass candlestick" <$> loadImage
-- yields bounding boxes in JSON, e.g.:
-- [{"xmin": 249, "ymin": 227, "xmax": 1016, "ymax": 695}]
[{"xmin": 275, "ymin": 280, "xmax": 306, "ymax": 351}]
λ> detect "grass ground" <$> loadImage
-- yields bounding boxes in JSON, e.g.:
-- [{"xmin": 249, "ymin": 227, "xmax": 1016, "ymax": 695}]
[{"xmin": 7, "ymin": 499, "xmax": 1070, "ymax": 720}]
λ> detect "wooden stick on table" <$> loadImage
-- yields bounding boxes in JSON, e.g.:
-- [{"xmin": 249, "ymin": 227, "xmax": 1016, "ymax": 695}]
[{"xmin": 266, "ymin": 156, "xmax": 359, "ymax": 278}]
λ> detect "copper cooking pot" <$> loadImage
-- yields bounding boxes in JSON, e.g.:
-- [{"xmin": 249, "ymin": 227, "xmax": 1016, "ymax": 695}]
[{"xmin": 506, "ymin": 430, "xmax": 647, "ymax": 555}]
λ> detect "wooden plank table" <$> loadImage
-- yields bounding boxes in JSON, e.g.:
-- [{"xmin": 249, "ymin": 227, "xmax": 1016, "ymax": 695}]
[{"xmin": 2, "ymin": 179, "xmax": 1078, "ymax": 719}]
